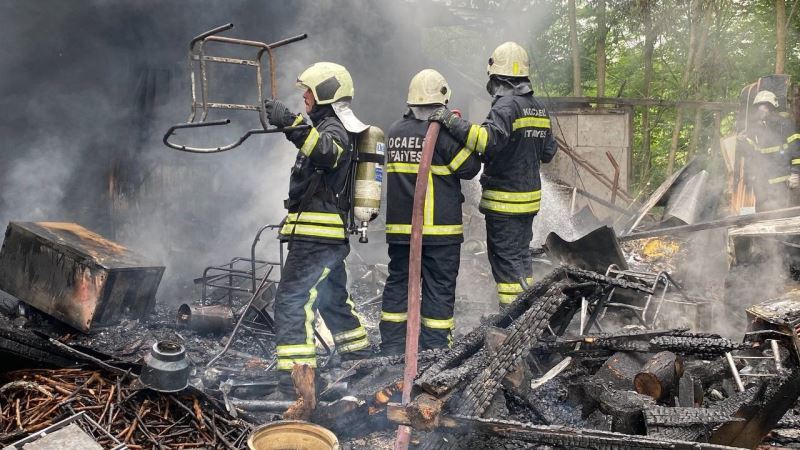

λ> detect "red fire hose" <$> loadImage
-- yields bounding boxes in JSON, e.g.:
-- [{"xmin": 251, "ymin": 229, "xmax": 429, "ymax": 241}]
[{"xmin": 393, "ymin": 122, "xmax": 441, "ymax": 450}]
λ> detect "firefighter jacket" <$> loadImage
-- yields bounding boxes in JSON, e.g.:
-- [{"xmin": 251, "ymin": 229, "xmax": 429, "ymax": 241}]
[
  {"xmin": 279, "ymin": 105, "xmax": 351, "ymax": 244},
  {"xmin": 738, "ymin": 114, "xmax": 800, "ymax": 185},
  {"xmin": 385, "ymin": 110, "xmax": 481, "ymax": 245},
  {"xmin": 446, "ymin": 86, "xmax": 557, "ymax": 216}
]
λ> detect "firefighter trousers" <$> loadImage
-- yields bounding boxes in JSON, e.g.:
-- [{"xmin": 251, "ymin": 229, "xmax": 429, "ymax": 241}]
[
  {"xmin": 379, "ymin": 243, "xmax": 460, "ymax": 355},
  {"xmin": 274, "ymin": 240, "xmax": 370, "ymax": 371},
  {"xmin": 485, "ymin": 214, "xmax": 534, "ymax": 306}
]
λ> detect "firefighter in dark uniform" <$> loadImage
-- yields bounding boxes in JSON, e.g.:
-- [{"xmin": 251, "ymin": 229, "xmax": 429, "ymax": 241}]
[
  {"xmin": 737, "ymin": 90, "xmax": 800, "ymax": 211},
  {"xmin": 379, "ymin": 69, "xmax": 481, "ymax": 355},
  {"xmin": 264, "ymin": 62, "xmax": 371, "ymax": 385},
  {"xmin": 429, "ymin": 42, "xmax": 557, "ymax": 308}
]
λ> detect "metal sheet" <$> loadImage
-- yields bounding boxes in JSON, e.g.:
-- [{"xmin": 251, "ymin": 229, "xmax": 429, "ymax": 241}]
[
  {"xmin": 0, "ymin": 222, "xmax": 164, "ymax": 332},
  {"xmin": 544, "ymin": 226, "xmax": 628, "ymax": 273},
  {"xmin": 664, "ymin": 170, "xmax": 709, "ymax": 225}
]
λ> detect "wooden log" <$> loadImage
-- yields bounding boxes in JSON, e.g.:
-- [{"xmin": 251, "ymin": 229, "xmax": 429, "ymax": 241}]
[
  {"xmin": 594, "ymin": 352, "xmax": 649, "ymax": 391},
  {"xmin": 282, "ymin": 364, "xmax": 315, "ymax": 420},
  {"xmin": 634, "ymin": 351, "xmax": 684, "ymax": 402},
  {"xmin": 582, "ymin": 379, "xmax": 655, "ymax": 434}
]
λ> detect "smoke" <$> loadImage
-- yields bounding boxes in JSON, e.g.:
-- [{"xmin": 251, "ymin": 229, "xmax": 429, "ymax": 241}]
[{"xmin": 0, "ymin": 1, "xmax": 564, "ymax": 304}]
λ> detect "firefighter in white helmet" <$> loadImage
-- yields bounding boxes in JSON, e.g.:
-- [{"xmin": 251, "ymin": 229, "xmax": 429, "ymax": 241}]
[
  {"xmin": 737, "ymin": 90, "xmax": 800, "ymax": 211},
  {"xmin": 379, "ymin": 69, "xmax": 481, "ymax": 354},
  {"xmin": 264, "ymin": 62, "xmax": 371, "ymax": 395},
  {"xmin": 429, "ymin": 42, "xmax": 557, "ymax": 308}
]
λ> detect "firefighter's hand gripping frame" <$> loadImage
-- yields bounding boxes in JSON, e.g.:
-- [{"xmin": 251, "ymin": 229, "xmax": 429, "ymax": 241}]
[{"xmin": 163, "ymin": 23, "xmax": 309, "ymax": 153}]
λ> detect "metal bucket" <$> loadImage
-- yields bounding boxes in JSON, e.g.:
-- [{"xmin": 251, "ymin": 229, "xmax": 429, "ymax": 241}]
[{"xmin": 247, "ymin": 420, "xmax": 338, "ymax": 450}]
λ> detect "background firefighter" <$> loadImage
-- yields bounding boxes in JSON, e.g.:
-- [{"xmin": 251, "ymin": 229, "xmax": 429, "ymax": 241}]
[
  {"xmin": 737, "ymin": 89, "xmax": 800, "ymax": 211},
  {"xmin": 264, "ymin": 62, "xmax": 371, "ymax": 395},
  {"xmin": 379, "ymin": 69, "xmax": 481, "ymax": 355},
  {"xmin": 429, "ymin": 42, "xmax": 557, "ymax": 308}
]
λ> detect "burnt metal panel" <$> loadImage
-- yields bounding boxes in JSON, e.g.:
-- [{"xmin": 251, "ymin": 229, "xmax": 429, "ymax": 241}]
[{"xmin": 0, "ymin": 222, "xmax": 164, "ymax": 332}]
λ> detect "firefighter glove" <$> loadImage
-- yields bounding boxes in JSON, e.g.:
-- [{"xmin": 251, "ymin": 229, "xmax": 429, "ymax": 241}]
[
  {"xmin": 428, "ymin": 107, "xmax": 460, "ymax": 130},
  {"xmin": 790, "ymin": 173, "xmax": 800, "ymax": 189},
  {"xmin": 264, "ymin": 99, "xmax": 298, "ymax": 128}
]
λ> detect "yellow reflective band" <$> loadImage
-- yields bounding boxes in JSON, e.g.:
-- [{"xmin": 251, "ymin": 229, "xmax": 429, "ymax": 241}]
[
  {"xmin": 345, "ymin": 296, "xmax": 367, "ymax": 329},
  {"xmin": 333, "ymin": 326, "xmax": 367, "ymax": 343},
  {"xmin": 448, "ymin": 147, "xmax": 474, "ymax": 172},
  {"xmin": 482, "ymin": 190, "xmax": 541, "ymax": 202},
  {"xmin": 300, "ymin": 127, "xmax": 320, "ymax": 156},
  {"xmin": 497, "ymin": 282, "xmax": 525, "ymax": 294},
  {"xmin": 758, "ymin": 145, "xmax": 783, "ymax": 154},
  {"xmin": 498, "ymin": 293, "xmax": 518, "ymax": 305},
  {"xmin": 793, "ymin": 159, "xmax": 800, "ymax": 165},
  {"xmin": 291, "ymin": 115, "xmax": 304, "ymax": 127},
  {"xmin": 466, "ymin": 124, "xmax": 480, "ymax": 151},
  {"xmin": 424, "ymin": 172, "xmax": 434, "ymax": 226},
  {"xmin": 338, "ymin": 337, "xmax": 370, "ymax": 354},
  {"xmin": 276, "ymin": 344, "xmax": 317, "ymax": 357},
  {"xmin": 277, "ymin": 358, "xmax": 317, "ymax": 371},
  {"xmin": 305, "ymin": 267, "xmax": 331, "ymax": 345},
  {"xmin": 476, "ymin": 127, "xmax": 488, "ymax": 153},
  {"xmin": 512, "ymin": 116, "xmax": 551, "ymax": 130},
  {"xmin": 480, "ymin": 199, "xmax": 540, "ymax": 214},
  {"xmin": 788, "ymin": 134, "xmax": 800, "ymax": 143},
  {"xmin": 421, "ymin": 316, "xmax": 455, "ymax": 330},
  {"xmin": 280, "ymin": 223, "xmax": 345, "ymax": 239},
  {"xmin": 769, "ymin": 175, "xmax": 790, "ymax": 184},
  {"xmin": 381, "ymin": 311, "xmax": 408, "ymax": 322},
  {"xmin": 385, "ymin": 224, "xmax": 464, "ymax": 235},
  {"xmin": 385, "ymin": 162, "xmax": 451, "ymax": 176},
  {"xmin": 332, "ymin": 141, "xmax": 344, "ymax": 168},
  {"xmin": 286, "ymin": 212, "xmax": 343, "ymax": 225}
]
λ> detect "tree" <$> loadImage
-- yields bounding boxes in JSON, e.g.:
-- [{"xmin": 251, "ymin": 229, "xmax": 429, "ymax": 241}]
[
  {"xmin": 568, "ymin": 0, "xmax": 582, "ymax": 96},
  {"xmin": 776, "ymin": 0, "xmax": 786, "ymax": 74},
  {"xmin": 596, "ymin": 0, "xmax": 608, "ymax": 97}
]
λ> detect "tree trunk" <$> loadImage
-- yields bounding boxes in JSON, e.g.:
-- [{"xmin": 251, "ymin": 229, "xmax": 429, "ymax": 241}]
[
  {"xmin": 568, "ymin": 0, "xmax": 582, "ymax": 96},
  {"xmin": 777, "ymin": 0, "xmax": 786, "ymax": 74},
  {"xmin": 667, "ymin": 107, "xmax": 684, "ymax": 176},
  {"xmin": 641, "ymin": 0, "xmax": 656, "ymax": 179},
  {"xmin": 596, "ymin": 0, "xmax": 607, "ymax": 98},
  {"xmin": 687, "ymin": 108, "xmax": 703, "ymax": 159}
]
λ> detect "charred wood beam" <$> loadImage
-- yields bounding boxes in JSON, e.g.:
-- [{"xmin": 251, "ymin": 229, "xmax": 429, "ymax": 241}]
[
  {"xmin": 649, "ymin": 335, "xmax": 746, "ymax": 358},
  {"xmin": 420, "ymin": 284, "xmax": 571, "ymax": 450},
  {"xmin": 710, "ymin": 368, "xmax": 800, "ymax": 448},
  {"xmin": 387, "ymin": 411, "xmax": 739, "ymax": 450},
  {"xmin": 415, "ymin": 269, "xmax": 567, "ymax": 389},
  {"xmin": 419, "ymin": 349, "xmax": 487, "ymax": 397},
  {"xmin": 452, "ymin": 284, "xmax": 569, "ymax": 417},
  {"xmin": 563, "ymin": 266, "xmax": 655, "ymax": 294},
  {"xmin": 644, "ymin": 405, "xmax": 742, "ymax": 427},
  {"xmin": 339, "ymin": 348, "xmax": 445, "ymax": 372}
]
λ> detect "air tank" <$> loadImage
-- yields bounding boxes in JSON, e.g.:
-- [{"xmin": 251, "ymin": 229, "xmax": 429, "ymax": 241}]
[{"xmin": 353, "ymin": 126, "xmax": 385, "ymax": 243}]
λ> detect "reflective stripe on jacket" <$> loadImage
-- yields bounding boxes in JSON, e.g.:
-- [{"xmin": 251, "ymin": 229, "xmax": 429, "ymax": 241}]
[
  {"xmin": 447, "ymin": 92, "xmax": 557, "ymax": 216},
  {"xmin": 280, "ymin": 106, "xmax": 351, "ymax": 243},
  {"xmin": 384, "ymin": 111, "xmax": 481, "ymax": 245}
]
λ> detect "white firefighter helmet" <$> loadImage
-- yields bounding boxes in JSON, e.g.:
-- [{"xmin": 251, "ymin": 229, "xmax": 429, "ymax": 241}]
[
  {"xmin": 487, "ymin": 41, "xmax": 529, "ymax": 77},
  {"xmin": 296, "ymin": 62, "xmax": 354, "ymax": 105},
  {"xmin": 407, "ymin": 69, "xmax": 451, "ymax": 106},
  {"xmin": 753, "ymin": 90, "xmax": 779, "ymax": 108}
]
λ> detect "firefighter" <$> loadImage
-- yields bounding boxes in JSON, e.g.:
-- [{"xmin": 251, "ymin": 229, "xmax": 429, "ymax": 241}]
[
  {"xmin": 379, "ymin": 69, "xmax": 481, "ymax": 355},
  {"xmin": 738, "ymin": 90, "xmax": 800, "ymax": 211},
  {"xmin": 429, "ymin": 42, "xmax": 557, "ymax": 308},
  {"xmin": 263, "ymin": 62, "xmax": 371, "ymax": 390}
]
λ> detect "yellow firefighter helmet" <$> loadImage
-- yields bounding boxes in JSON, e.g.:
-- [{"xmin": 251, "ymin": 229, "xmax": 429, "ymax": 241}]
[
  {"xmin": 407, "ymin": 69, "xmax": 451, "ymax": 106},
  {"xmin": 753, "ymin": 90, "xmax": 779, "ymax": 108},
  {"xmin": 296, "ymin": 62, "xmax": 354, "ymax": 105},
  {"xmin": 487, "ymin": 41, "xmax": 529, "ymax": 77}
]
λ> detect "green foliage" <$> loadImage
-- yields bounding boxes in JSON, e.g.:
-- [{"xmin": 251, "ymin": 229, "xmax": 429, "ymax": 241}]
[{"xmin": 421, "ymin": 0, "xmax": 800, "ymax": 195}]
